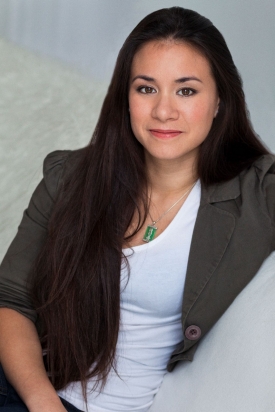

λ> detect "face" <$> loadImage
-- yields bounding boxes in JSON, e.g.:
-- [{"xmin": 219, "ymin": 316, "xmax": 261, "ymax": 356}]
[{"xmin": 128, "ymin": 40, "xmax": 220, "ymax": 168}]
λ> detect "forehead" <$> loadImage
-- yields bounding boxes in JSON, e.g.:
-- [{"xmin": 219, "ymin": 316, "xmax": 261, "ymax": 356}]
[{"xmin": 131, "ymin": 40, "xmax": 213, "ymax": 79}]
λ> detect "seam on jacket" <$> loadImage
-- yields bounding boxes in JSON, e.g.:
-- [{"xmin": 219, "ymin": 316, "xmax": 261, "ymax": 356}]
[
  {"xmin": 255, "ymin": 167, "xmax": 275, "ymax": 232},
  {"xmin": 55, "ymin": 150, "xmax": 71, "ymax": 196}
]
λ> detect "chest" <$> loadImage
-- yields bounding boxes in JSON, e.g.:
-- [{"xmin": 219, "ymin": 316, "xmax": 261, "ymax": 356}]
[{"xmin": 121, "ymin": 185, "xmax": 201, "ymax": 319}]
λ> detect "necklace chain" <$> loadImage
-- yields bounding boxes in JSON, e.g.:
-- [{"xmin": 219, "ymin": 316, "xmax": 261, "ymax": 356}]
[
  {"xmin": 148, "ymin": 182, "xmax": 196, "ymax": 225},
  {"xmin": 143, "ymin": 181, "xmax": 196, "ymax": 243}
]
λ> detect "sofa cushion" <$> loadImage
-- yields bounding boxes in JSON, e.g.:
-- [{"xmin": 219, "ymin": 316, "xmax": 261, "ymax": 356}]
[
  {"xmin": 0, "ymin": 38, "xmax": 107, "ymax": 260},
  {"xmin": 149, "ymin": 251, "xmax": 275, "ymax": 412}
]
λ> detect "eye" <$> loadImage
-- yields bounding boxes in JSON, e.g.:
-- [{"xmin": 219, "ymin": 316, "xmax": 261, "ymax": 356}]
[
  {"xmin": 177, "ymin": 88, "xmax": 196, "ymax": 97},
  {"xmin": 137, "ymin": 86, "xmax": 156, "ymax": 94}
]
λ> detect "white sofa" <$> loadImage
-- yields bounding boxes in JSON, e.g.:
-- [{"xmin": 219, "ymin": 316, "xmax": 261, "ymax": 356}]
[{"xmin": 149, "ymin": 252, "xmax": 275, "ymax": 411}]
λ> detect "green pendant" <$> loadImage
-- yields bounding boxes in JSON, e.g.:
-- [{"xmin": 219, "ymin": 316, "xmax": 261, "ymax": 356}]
[{"xmin": 143, "ymin": 225, "xmax": 157, "ymax": 243}]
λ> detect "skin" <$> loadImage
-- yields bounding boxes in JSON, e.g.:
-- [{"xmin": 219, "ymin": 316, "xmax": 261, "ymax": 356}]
[
  {"xmin": 127, "ymin": 40, "xmax": 220, "ymax": 246},
  {"xmin": 0, "ymin": 308, "xmax": 67, "ymax": 412},
  {"xmin": 129, "ymin": 39, "xmax": 219, "ymax": 172}
]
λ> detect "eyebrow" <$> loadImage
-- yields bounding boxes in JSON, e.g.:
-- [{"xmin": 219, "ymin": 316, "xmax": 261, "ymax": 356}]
[{"xmin": 131, "ymin": 75, "xmax": 202, "ymax": 83}]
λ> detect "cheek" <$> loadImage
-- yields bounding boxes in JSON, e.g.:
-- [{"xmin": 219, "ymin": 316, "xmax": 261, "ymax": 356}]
[
  {"xmin": 129, "ymin": 110, "xmax": 142, "ymax": 139},
  {"xmin": 185, "ymin": 101, "xmax": 216, "ymax": 125},
  {"xmin": 129, "ymin": 109, "xmax": 141, "ymax": 133},
  {"xmin": 129, "ymin": 98, "xmax": 148, "ymax": 132}
]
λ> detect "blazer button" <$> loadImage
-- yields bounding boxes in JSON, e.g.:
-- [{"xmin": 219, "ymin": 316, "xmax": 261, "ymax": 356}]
[{"xmin": 185, "ymin": 325, "xmax": 201, "ymax": 340}]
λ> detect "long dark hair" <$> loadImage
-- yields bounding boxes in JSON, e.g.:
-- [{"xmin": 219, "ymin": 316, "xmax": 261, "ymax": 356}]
[{"xmin": 31, "ymin": 6, "xmax": 269, "ymax": 397}]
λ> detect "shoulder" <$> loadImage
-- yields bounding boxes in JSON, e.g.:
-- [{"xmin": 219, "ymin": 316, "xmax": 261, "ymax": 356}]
[
  {"xmin": 239, "ymin": 154, "xmax": 275, "ymax": 200},
  {"xmin": 248, "ymin": 154, "xmax": 275, "ymax": 181},
  {"xmin": 207, "ymin": 154, "xmax": 275, "ymax": 225},
  {"xmin": 202, "ymin": 155, "xmax": 275, "ymax": 224},
  {"xmin": 27, "ymin": 148, "xmax": 86, "ymax": 222},
  {"xmin": 42, "ymin": 148, "xmax": 86, "ymax": 199},
  {"xmin": 249, "ymin": 154, "xmax": 275, "ymax": 222}
]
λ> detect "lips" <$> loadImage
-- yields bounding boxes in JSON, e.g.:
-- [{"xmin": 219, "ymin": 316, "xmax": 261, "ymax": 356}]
[{"xmin": 149, "ymin": 129, "xmax": 182, "ymax": 139}]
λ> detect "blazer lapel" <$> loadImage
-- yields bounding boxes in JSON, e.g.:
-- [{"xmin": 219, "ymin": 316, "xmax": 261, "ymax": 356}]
[{"xmin": 181, "ymin": 178, "xmax": 240, "ymax": 323}]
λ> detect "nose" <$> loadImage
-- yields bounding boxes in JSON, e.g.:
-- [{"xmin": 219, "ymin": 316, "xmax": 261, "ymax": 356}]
[{"xmin": 151, "ymin": 94, "xmax": 179, "ymax": 122}]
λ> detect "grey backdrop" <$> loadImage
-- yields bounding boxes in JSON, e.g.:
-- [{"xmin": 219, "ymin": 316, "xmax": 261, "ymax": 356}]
[{"xmin": 1, "ymin": 0, "xmax": 274, "ymax": 148}]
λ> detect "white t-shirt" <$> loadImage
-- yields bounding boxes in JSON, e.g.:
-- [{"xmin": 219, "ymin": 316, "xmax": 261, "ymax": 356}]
[{"xmin": 58, "ymin": 181, "xmax": 201, "ymax": 412}]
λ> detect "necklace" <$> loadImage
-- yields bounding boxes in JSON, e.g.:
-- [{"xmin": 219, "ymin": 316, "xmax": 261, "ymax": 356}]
[{"xmin": 142, "ymin": 182, "xmax": 196, "ymax": 243}]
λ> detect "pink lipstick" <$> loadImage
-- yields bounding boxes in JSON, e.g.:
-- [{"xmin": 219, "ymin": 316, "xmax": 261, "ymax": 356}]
[{"xmin": 149, "ymin": 129, "xmax": 182, "ymax": 139}]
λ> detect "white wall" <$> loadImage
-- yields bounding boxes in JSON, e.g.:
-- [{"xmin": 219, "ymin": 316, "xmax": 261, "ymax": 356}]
[{"xmin": 0, "ymin": 0, "xmax": 274, "ymax": 149}]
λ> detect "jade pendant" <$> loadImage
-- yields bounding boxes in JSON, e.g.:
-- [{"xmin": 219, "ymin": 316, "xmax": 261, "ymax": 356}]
[{"xmin": 142, "ymin": 225, "xmax": 157, "ymax": 243}]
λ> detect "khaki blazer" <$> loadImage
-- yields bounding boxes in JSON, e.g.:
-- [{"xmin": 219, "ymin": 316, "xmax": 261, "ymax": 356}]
[{"xmin": 0, "ymin": 150, "xmax": 275, "ymax": 371}]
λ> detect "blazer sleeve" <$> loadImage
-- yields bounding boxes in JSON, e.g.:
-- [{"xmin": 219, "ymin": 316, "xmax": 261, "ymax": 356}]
[{"xmin": 0, "ymin": 150, "xmax": 70, "ymax": 324}]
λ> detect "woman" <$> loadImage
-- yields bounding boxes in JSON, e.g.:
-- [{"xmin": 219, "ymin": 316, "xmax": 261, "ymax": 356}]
[{"xmin": 0, "ymin": 6, "xmax": 273, "ymax": 412}]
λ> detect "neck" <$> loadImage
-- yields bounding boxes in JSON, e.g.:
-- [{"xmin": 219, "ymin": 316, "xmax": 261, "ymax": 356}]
[{"xmin": 145, "ymin": 155, "xmax": 198, "ymax": 196}]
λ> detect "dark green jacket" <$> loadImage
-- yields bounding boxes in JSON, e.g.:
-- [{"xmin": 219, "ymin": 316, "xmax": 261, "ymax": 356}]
[{"xmin": 0, "ymin": 150, "xmax": 275, "ymax": 370}]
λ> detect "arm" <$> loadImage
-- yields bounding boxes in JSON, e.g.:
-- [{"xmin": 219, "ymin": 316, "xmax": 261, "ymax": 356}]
[
  {"xmin": 0, "ymin": 151, "xmax": 71, "ymax": 411},
  {"xmin": 0, "ymin": 308, "xmax": 66, "ymax": 412}
]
